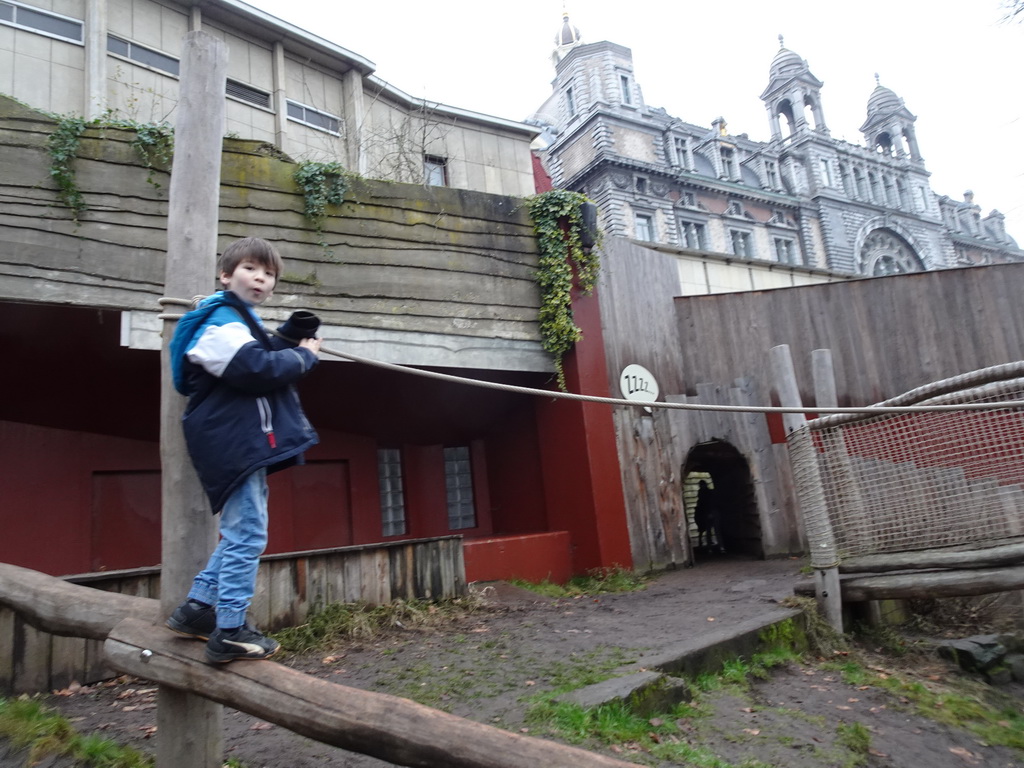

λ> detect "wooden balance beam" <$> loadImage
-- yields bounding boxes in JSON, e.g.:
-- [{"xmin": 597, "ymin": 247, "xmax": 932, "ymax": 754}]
[
  {"xmin": 0, "ymin": 564, "xmax": 633, "ymax": 768},
  {"xmin": 795, "ymin": 564, "xmax": 1024, "ymax": 602}
]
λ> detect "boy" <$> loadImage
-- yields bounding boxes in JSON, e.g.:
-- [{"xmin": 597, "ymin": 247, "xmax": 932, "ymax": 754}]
[{"xmin": 165, "ymin": 237, "xmax": 321, "ymax": 663}]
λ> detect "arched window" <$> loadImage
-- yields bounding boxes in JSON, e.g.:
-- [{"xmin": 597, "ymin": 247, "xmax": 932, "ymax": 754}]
[
  {"xmin": 776, "ymin": 100, "xmax": 796, "ymax": 138},
  {"xmin": 859, "ymin": 229, "xmax": 923, "ymax": 276},
  {"xmin": 875, "ymin": 132, "xmax": 896, "ymax": 157}
]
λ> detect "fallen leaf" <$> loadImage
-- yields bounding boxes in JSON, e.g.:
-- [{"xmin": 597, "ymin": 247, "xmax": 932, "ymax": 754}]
[
  {"xmin": 836, "ymin": 705, "xmax": 852, "ymax": 711},
  {"xmin": 250, "ymin": 722, "xmax": 273, "ymax": 731},
  {"xmin": 649, "ymin": 718, "xmax": 664, "ymax": 727},
  {"xmin": 847, "ymin": 698, "xmax": 859, "ymax": 703},
  {"xmin": 706, "ymin": 617, "xmax": 716, "ymax": 622},
  {"xmin": 869, "ymin": 748, "xmax": 889, "ymax": 757},
  {"xmin": 524, "ymin": 680, "xmax": 536, "ymax": 686},
  {"xmin": 520, "ymin": 728, "xmax": 530, "ymax": 733},
  {"xmin": 740, "ymin": 707, "xmax": 755, "ymax": 713},
  {"xmin": 949, "ymin": 746, "xmax": 979, "ymax": 764},
  {"xmin": 742, "ymin": 728, "xmax": 761, "ymax": 736}
]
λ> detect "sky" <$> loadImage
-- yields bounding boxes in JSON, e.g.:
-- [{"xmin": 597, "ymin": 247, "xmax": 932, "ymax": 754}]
[{"xmin": 247, "ymin": 0, "xmax": 1024, "ymax": 240}]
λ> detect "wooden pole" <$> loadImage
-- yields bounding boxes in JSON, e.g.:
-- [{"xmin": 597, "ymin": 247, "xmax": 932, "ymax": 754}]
[
  {"xmin": 770, "ymin": 344, "xmax": 843, "ymax": 632},
  {"xmin": 158, "ymin": 29, "xmax": 228, "ymax": 768}
]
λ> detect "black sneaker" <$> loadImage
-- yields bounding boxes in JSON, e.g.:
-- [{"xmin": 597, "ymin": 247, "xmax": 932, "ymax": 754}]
[
  {"xmin": 205, "ymin": 624, "xmax": 280, "ymax": 663},
  {"xmin": 166, "ymin": 599, "xmax": 216, "ymax": 641}
]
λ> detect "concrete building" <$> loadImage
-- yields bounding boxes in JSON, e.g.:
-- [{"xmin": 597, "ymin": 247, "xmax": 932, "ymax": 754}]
[
  {"xmin": 529, "ymin": 20, "xmax": 1023, "ymax": 285},
  {"xmin": 0, "ymin": 0, "xmax": 537, "ymax": 195}
]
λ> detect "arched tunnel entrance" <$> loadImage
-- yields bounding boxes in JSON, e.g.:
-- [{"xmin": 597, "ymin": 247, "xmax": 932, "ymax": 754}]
[{"xmin": 682, "ymin": 440, "xmax": 763, "ymax": 562}]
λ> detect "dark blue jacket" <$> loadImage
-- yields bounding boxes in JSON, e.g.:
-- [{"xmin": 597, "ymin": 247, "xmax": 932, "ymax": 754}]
[{"xmin": 170, "ymin": 291, "xmax": 319, "ymax": 512}]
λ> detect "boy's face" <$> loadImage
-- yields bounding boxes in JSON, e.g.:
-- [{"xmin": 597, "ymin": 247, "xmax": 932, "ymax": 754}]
[{"xmin": 220, "ymin": 260, "xmax": 276, "ymax": 306}]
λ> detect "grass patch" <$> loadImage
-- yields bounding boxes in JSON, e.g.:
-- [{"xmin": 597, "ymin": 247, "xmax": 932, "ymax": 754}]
[
  {"xmin": 375, "ymin": 641, "xmax": 632, "ymax": 712},
  {"xmin": 272, "ymin": 596, "xmax": 485, "ymax": 654},
  {"xmin": 526, "ymin": 698, "xmax": 773, "ymax": 766},
  {"xmin": 823, "ymin": 651, "xmax": 1024, "ymax": 751},
  {"xmin": 509, "ymin": 567, "xmax": 649, "ymax": 598},
  {"xmin": 836, "ymin": 721, "xmax": 871, "ymax": 766},
  {"xmin": 0, "ymin": 695, "xmax": 151, "ymax": 767}
]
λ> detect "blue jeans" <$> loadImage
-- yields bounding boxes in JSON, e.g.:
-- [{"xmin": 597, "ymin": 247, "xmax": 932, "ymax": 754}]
[{"xmin": 188, "ymin": 468, "xmax": 268, "ymax": 629}]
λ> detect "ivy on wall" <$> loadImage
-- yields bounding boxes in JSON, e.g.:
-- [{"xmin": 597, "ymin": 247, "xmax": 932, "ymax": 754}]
[
  {"xmin": 46, "ymin": 116, "xmax": 88, "ymax": 221},
  {"xmin": 526, "ymin": 189, "xmax": 601, "ymax": 391},
  {"xmin": 293, "ymin": 161, "xmax": 348, "ymax": 245},
  {"xmin": 45, "ymin": 115, "xmax": 174, "ymax": 220}
]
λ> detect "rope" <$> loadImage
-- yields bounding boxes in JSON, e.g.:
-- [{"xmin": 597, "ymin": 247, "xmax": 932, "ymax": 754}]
[{"xmin": 157, "ymin": 296, "xmax": 1024, "ymax": 416}]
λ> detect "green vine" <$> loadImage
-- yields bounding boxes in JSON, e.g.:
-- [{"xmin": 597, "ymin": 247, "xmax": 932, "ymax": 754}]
[
  {"xmin": 115, "ymin": 119, "xmax": 174, "ymax": 186},
  {"xmin": 45, "ymin": 115, "xmax": 175, "ymax": 219},
  {"xmin": 46, "ymin": 115, "xmax": 88, "ymax": 221},
  {"xmin": 294, "ymin": 161, "xmax": 348, "ymax": 242},
  {"xmin": 526, "ymin": 189, "xmax": 602, "ymax": 390}
]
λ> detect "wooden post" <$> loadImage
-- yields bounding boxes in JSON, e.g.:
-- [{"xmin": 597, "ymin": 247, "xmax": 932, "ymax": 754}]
[
  {"xmin": 770, "ymin": 345, "xmax": 843, "ymax": 633},
  {"xmin": 158, "ymin": 30, "xmax": 228, "ymax": 768}
]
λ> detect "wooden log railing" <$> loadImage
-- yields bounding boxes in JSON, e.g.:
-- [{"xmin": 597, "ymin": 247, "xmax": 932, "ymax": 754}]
[{"xmin": 0, "ymin": 564, "xmax": 635, "ymax": 768}]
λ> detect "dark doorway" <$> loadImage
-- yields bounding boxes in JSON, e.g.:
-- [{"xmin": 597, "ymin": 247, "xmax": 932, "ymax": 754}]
[{"xmin": 682, "ymin": 440, "xmax": 762, "ymax": 561}]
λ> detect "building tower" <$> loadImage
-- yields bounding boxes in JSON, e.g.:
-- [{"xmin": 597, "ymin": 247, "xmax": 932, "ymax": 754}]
[
  {"xmin": 859, "ymin": 75, "xmax": 923, "ymax": 162},
  {"xmin": 760, "ymin": 36, "xmax": 829, "ymax": 141}
]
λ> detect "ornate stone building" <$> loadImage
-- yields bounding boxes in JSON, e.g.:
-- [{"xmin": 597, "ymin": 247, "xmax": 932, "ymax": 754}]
[{"xmin": 530, "ymin": 20, "xmax": 1022, "ymax": 277}]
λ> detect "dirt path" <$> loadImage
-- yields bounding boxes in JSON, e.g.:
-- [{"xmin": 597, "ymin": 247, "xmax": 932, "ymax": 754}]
[{"xmin": 35, "ymin": 556, "xmax": 1024, "ymax": 768}]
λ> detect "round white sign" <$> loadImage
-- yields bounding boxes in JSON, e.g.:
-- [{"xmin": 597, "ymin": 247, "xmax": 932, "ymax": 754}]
[{"xmin": 619, "ymin": 364, "xmax": 659, "ymax": 403}]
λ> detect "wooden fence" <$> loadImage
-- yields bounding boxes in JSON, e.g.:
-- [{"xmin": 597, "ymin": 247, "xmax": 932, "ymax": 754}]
[{"xmin": 0, "ymin": 536, "xmax": 464, "ymax": 695}]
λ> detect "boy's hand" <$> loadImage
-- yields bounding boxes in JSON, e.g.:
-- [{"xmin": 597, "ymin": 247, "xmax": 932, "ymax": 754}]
[{"xmin": 298, "ymin": 337, "xmax": 321, "ymax": 355}]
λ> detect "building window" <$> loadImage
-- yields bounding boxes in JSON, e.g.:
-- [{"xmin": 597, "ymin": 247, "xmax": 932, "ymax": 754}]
[
  {"xmin": 673, "ymin": 137, "xmax": 693, "ymax": 170},
  {"xmin": 774, "ymin": 237, "xmax": 797, "ymax": 264},
  {"xmin": 565, "ymin": 87, "xmax": 576, "ymax": 116},
  {"xmin": 444, "ymin": 446, "xmax": 476, "ymax": 530},
  {"xmin": 107, "ymin": 35, "xmax": 178, "ymax": 75},
  {"xmin": 868, "ymin": 172, "xmax": 880, "ymax": 204},
  {"xmin": 883, "ymin": 176, "xmax": 897, "ymax": 207},
  {"xmin": 424, "ymin": 155, "xmax": 447, "ymax": 186},
  {"xmin": 634, "ymin": 213, "xmax": 654, "ymax": 242},
  {"xmin": 915, "ymin": 186, "xmax": 929, "ymax": 212},
  {"xmin": 286, "ymin": 100, "xmax": 340, "ymax": 134},
  {"xmin": 377, "ymin": 448, "xmax": 407, "ymax": 537},
  {"xmin": 679, "ymin": 220, "xmax": 707, "ymax": 250},
  {"xmin": 725, "ymin": 200, "xmax": 744, "ymax": 217},
  {"xmin": 818, "ymin": 158, "xmax": 832, "ymax": 187},
  {"xmin": 635, "ymin": 176, "xmax": 648, "ymax": 195},
  {"xmin": 853, "ymin": 167, "xmax": 867, "ymax": 199},
  {"xmin": 720, "ymin": 147, "xmax": 737, "ymax": 180},
  {"xmin": 1, "ymin": 0, "xmax": 82, "ymax": 43},
  {"xmin": 226, "ymin": 79, "xmax": 271, "ymax": 109},
  {"xmin": 679, "ymin": 191, "xmax": 696, "ymax": 208},
  {"xmin": 764, "ymin": 160, "xmax": 780, "ymax": 190},
  {"xmin": 730, "ymin": 229, "xmax": 753, "ymax": 258},
  {"xmin": 620, "ymin": 74, "xmax": 632, "ymax": 105}
]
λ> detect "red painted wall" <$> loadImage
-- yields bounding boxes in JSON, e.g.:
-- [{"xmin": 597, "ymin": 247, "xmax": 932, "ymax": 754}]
[
  {"xmin": 534, "ymin": 285, "xmax": 633, "ymax": 574},
  {"xmin": 1, "ymin": 301, "xmax": 629, "ymax": 582},
  {"xmin": 0, "ymin": 420, "xmax": 160, "ymax": 575},
  {"xmin": 463, "ymin": 532, "xmax": 572, "ymax": 584}
]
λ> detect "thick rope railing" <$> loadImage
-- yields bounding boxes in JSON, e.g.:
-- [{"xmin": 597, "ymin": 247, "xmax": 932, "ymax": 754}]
[{"xmin": 158, "ymin": 297, "xmax": 1024, "ymax": 416}]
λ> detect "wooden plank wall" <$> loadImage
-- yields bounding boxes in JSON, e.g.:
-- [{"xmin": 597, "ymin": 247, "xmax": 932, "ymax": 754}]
[
  {"xmin": 0, "ymin": 537, "xmax": 464, "ymax": 695},
  {"xmin": 597, "ymin": 240, "xmax": 1024, "ymax": 565},
  {"xmin": 0, "ymin": 96, "xmax": 541, "ymax": 347},
  {"xmin": 597, "ymin": 238, "xmax": 690, "ymax": 570},
  {"xmin": 674, "ymin": 263, "xmax": 1024, "ymax": 409}
]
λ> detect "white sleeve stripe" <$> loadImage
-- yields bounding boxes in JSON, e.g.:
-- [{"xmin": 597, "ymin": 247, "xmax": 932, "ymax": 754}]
[{"xmin": 186, "ymin": 322, "xmax": 257, "ymax": 378}]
